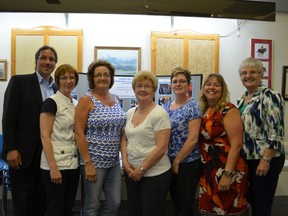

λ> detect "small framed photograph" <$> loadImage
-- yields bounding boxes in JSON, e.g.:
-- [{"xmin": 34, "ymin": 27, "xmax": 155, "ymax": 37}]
[
  {"xmin": 281, "ymin": 66, "xmax": 288, "ymax": 101},
  {"xmin": 158, "ymin": 95, "xmax": 172, "ymax": 106},
  {"xmin": 261, "ymin": 61, "xmax": 269, "ymax": 78},
  {"xmin": 0, "ymin": 59, "xmax": 8, "ymax": 81},
  {"xmin": 130, "ymin": 99, "xmax": 138, "ymax": 108},
  {"xmin": 261, "ymin": 79, "xmax": 269, "ymax": 88},
  {"xmin": 251, "ymin": 39, "xmax": 272, "ymax": 88},
  {"xmin": 159, "ymin": 83, "xmax": 172, "ymax": 95},
  {"xmin": 251, "ymin": 39, "xmax": 272, "ymax": 60},
  {"xmin": 94, "ymin": 46, "xmax": 141, "ymax": 75}
]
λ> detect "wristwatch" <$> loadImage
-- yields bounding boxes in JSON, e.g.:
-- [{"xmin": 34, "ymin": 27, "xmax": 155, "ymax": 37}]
[
  {"xmin": 223, "ymin": 170, "xmax": 234, "ymax": 177},
  {"xmin": 262, "ymin": 156, "xmax": 272, "ymax": 163}
]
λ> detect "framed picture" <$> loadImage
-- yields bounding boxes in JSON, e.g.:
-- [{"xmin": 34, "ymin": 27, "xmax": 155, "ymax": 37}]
[
  {"xmin": 0, "ymin": 59, "xmax": 8, "ymax": 81},
  {"xmin": 261, "ymin": 79, "xmax": 269, "ymax": 88},
  {"xmin": 251, "ymin": 39, "xmax": 272, "ymax": 60},
  {"xmin": 281, "ymin": 66, "xmax": 288, "ymax": 101},
  {"xmin": 261, "ymin": 61, "xmax": 269, "ymax": 78},
  {"xmin": 94, "ymin": 46, "xmax": 141, "ymax": 75},
  {"xmin": 130, "ymin": 99, "xmax": 138, "ymax": 108},
  {"xmin": 251, "ymin": 39, "xmax": 272, "ymax": 87}
]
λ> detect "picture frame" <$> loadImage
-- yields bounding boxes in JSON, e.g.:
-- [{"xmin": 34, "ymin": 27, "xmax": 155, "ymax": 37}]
[
  {"xmin": 261, "ymin": 78, "xmax": 269, "ymax": 88},
  {"xmin": 251, "ymin": 39, "xmax": 272, "ymax": 87},
  {"xmin": 261, "ymin": 61, "xmax": 269, "ymax": 78},
  {"xmin": 94, "ymin": 46, "xmax": 141, "ymax": 75},
  {"xmin": 0, "ymin": 59, "xmax": 8, "ymax": 81},
  {"xmin": 281, "ymin": 66, "xmax": 288, "ymax": 101},
  {"xmin": 156, "ymin": 74, "xmax": 203, "ymax": 103}
]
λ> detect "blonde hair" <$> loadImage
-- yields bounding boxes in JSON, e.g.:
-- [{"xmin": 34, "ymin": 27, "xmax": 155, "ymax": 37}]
[
  {"xmin": 132, "ymin": 71, "xmax": 158, "ymax": 93},
  {"xmin": 200, "ymin": 74, "xmax": 230, "ymax": 113}
]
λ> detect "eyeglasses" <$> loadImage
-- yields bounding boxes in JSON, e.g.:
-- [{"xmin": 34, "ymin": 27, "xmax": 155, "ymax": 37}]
[
  {"xmin": 59, "ymin": 76, "xmax": 76, "ymax": 81},
  {"xmin": 171, "ymin": 80, "xmax": 188, "ymax": 85},
  {"xmin": 135, "ymin": 84, "xmax": 153, "ymax": 90},
  {"xmin": 239, "ymin": 70, "xmax": 260, "ymax": 76},
  {"xmin": 94, "ymin": 73, "xmax": 110, "ymax": 79}
]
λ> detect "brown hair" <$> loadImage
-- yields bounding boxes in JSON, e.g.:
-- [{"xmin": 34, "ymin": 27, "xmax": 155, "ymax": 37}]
[
  {"xmin": 35, "ymin": 45, "xmax": 58, "ymax": 64},
  {"xmin": 87, "ymin": 60, "xmax": 115, "ymax": 89},
  {"xmin": 170, "ymin": 67, "xmax": 191, "ymax": 83},
  {"xmin": 54, "ymin": 64, "xmax": 79, "ymax": 87}
]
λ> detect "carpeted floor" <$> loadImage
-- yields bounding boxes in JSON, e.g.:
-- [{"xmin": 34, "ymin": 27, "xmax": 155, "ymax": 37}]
[{"xmin": 1, "ymin": 196, "xmax": 287, "ymax": 216}]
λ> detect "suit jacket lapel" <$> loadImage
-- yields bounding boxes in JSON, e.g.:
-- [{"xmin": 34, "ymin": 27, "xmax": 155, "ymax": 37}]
[
  {"xmin": 30, "ymin": 73, "xmax": 43, "ymax": 105},
  {"xmin": 52, "ymin": 83, "xmax": 58, "ymax": 93}
]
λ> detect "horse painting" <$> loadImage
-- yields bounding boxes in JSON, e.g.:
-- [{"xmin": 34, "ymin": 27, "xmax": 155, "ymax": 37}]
[{"xmin": 257, "ymin": 45, "xmax": 267, "ymax": 57}]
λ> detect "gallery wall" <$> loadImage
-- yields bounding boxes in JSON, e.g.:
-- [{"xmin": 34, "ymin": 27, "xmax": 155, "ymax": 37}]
[{"xmin": 0, "ymin": 12, "xmax": 288, "ymax": 147}]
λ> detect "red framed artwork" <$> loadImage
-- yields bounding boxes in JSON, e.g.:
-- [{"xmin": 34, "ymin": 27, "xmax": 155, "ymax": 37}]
[{"xmin": 251, "ymin": 39, "xmax": 272, "ymax": 87}]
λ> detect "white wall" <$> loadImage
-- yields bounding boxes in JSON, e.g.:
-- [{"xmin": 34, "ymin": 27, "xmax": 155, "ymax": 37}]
[
  {"xmin": 0, "ymin": 12, "xmax": 288, "ymax": 199},
  {"xmin": 0, "ymin": 12, "xmax": 288, "ymax": 140}
]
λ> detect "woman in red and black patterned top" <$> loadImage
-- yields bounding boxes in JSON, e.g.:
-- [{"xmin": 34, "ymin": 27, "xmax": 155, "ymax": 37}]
[{"xmin": 198, "ymin": 74, "xmax": 249, "ymax": 216}]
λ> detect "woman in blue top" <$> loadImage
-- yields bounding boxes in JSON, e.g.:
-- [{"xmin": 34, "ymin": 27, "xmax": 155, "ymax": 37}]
[
  {"xmin": 164, "ymin": 67, "xmax": 202, "ymax": 216},
  {"xmin": 237, "ymin": 57, "xmax": 285, "ymax": 216},
  {"xmin": 75, "ymin": 60, "xmax": 126, "ymax": 216}
]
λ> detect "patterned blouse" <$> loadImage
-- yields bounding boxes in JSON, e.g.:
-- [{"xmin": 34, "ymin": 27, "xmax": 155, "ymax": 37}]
[
  {"xmin": 84, "ymin": 92, "xmax": 126, "ymax": 168},
  {"xmin": 237, "ymin": 84, "xmax": 285, "ymax": 160},
  {"xmin": 164, "ymin": 99, "xmax": 202, "ymax": 163}
]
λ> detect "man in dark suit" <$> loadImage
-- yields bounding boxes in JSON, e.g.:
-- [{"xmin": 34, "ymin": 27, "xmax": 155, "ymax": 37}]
[{"xmin": 2, "ymin": 45, "xmax": 58, "ymax": 216}]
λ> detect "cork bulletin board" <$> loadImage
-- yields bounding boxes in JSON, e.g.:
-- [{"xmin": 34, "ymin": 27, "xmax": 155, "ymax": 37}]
[
  {"xmin": 11, "ymin": 26, "xmax": 83, "ymax": 76},
  {"xmin": 151, "ymin": 31, "xmax": 219, "ymax": 81}
]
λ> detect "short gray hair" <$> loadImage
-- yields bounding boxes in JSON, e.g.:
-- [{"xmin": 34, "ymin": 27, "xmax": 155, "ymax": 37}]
[{"xmin": 238, "ymin": 57, "xmax": 264, "ymax": 76}]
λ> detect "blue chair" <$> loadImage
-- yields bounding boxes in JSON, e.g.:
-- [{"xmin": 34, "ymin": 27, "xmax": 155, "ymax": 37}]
[
  {"xmin": 0, "ymin": 135, "xmax": 6, "ymax": 170},
  {"xmin": 0, "ymin": 134, "xmax": 11, "ymax": 216}
]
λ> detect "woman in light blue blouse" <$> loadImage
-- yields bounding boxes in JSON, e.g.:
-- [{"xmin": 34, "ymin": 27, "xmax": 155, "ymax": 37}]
[
  {"xmin": 237, "ymin": 57, "xmax": 285, "ymax": 216},
  {"xmin": 164, "ymin": 67, "xmax": 202, "ymax": 216}
]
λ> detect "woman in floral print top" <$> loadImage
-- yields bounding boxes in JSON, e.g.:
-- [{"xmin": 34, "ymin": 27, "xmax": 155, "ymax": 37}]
[
  {"xmin": 199, "ymin": 74, "xmax": 248, "ymax": 216},
  {"xmin": 237, "ymin": 57, "xmax": 285, "ymax": 216}
]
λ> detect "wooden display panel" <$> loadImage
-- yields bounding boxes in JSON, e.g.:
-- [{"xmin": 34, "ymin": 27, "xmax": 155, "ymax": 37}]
[
  {"xmin": 11, "ymin": 26, "xmax": 83, "ymax": 76},
  {"xmin": 151, "ymin": 31, "xmax": 219, "ymax": 81}
]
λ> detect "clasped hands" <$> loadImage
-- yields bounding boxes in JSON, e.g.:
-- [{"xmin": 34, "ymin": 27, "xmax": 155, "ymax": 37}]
[{"xmin": 123, "ymin": 162, "xmax": 143, "ymax": 181}]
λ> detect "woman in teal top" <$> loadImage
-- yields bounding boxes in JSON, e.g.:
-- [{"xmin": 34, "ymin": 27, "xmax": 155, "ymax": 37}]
[{"xmin": 237, "ymin": 57, "xmax": 285, "ymax": 216}]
